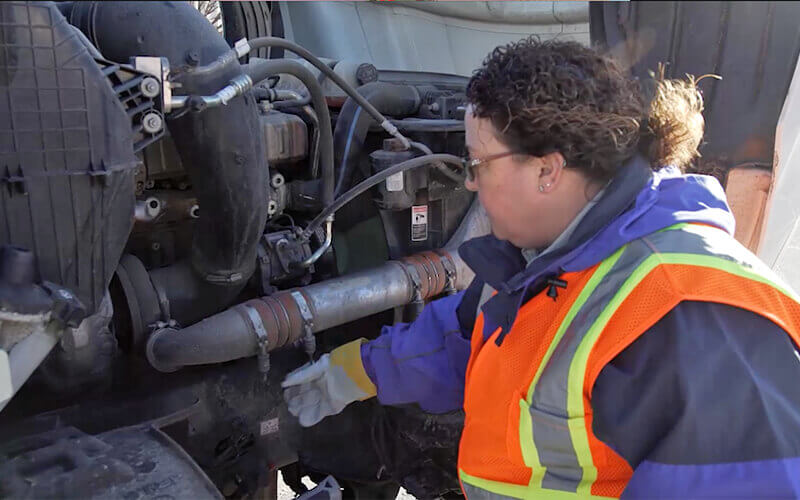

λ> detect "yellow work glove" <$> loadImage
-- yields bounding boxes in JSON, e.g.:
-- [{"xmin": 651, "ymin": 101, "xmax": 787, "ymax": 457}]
[{"xmin": 281, "ymin": 338, "xmax": 377, "ymax": 427}]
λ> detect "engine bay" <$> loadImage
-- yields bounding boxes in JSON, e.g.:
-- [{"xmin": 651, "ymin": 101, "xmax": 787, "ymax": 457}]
[{"xmin": 0, "ymin": 2, "xmax": 487, "ymax": 498}]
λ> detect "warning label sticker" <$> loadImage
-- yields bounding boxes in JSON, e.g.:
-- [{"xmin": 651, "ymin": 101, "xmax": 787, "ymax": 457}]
[{"xmin": 411, "ymin": 205, "xmax": 428, "ymax": 241}]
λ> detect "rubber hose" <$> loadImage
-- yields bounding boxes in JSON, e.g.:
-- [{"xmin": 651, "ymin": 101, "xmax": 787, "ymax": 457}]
[
  {"xmin": 302, "ymin": 153, "xmax": 463, "ymax": 239},
  {"xmin": 246, "ymin": 37, "xmax": 408, "ymax": 144},
  {"xmin": 333, "ymin": 82, "xmax": 421, "ymax": 196}
]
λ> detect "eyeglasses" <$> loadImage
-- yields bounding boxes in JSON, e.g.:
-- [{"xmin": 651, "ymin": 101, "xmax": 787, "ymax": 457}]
[{"xmin": 462, "ymin": 151, "xmax": 519, "ymax": 182}]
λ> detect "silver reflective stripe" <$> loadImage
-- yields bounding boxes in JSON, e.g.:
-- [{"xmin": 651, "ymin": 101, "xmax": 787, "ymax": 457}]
[
  {"xmin": 529, "ymin": 225, "xmax": 765, "ymax": 491},
  {"xmin": 531, "ymin": 238, "xmax": 653, "ymax": 492},
  {"xmin": 462, "ymin": 482, "xmax": 519, "ymax": 500}
]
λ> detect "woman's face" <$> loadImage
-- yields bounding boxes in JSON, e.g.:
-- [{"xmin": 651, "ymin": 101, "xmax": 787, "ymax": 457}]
[
  {"xmin": 464, "ymin": 109, "xmax": 593, "ymax": 250},
  {"xmin": 464, "ymin": 110, "xmax": 547, "ymax": 248}
]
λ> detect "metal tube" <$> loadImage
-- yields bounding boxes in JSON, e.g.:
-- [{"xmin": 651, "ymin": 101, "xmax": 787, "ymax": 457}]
[
  {"xmin": 146, "ymin": 251, "xmax": 454, "ymax": 372},
  {"xmin": 302, "ymin": 259, "xmax": 416, "ymax": 332},
  {"xmin": 145, "ymin": 200, "xmax": 490, "ymax": 373},
  {"xmin": 172, "ymin": 74, "xmax": 254, "ymax": 110},
  {"xmin": 301, "ymin": 218, "xmax": 333, "ymax": 268}
]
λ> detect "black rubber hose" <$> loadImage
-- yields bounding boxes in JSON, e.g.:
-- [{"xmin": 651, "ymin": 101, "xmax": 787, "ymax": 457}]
[
  {"xmin": 390, "ymin": 118, "xmax": 465, "ymax": 133},
  {"xmin": 245, "ymin": 59, "xmax": 334, "ymax": 206},
  {"xmin": 72, "ymin": 1, "xmax": 267, "ymax": 323},
  {"xmin": 272, "ymin": 95, "xmax": 312, "ymax": 109},
  {"xmin": 302, "ymin": 154, "xmax": 463, "ymax": 240},
  {"xmin": 409, "ymin": 141, "xmax": 465, "ymax": 184},
  {"xmin": 333, "ymin": 82, "xmax": 421, "ymax": 196},
  {"xmin": 246, "ymin": 37, "xmax": 409, "ymax": 144}
]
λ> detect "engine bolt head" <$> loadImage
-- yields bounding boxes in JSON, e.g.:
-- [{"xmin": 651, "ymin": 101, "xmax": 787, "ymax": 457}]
[
  {"xmin": 140, "ymin": 76, "xmax": 161, "ymax": 98},
  {"xmin": 186, "ymin": 50, "xmax": 200, "ymax": 66},
  {"xmin": 142, "ymin": 112, "xmax": 163, "ymax": 134}
]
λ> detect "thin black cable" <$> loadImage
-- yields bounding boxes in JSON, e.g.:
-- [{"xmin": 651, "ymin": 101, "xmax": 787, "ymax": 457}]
[{"xmin": 301, "ymin": 153, "xmax": 463, "ymax": 239}]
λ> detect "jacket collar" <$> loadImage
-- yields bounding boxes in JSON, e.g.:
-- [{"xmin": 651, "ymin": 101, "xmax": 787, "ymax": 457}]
[
  {"xmin": 460, "ymin": 155, "xmax": 653, "ymax": 295},
  {"xmin": 458, "ymin": 156, "xmax": 654, "ymax": 343}
]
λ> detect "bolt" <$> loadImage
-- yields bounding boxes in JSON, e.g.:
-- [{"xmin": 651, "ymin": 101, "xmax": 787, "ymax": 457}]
[
  {"xmin": 271, "ymin": 173, "xmax": 285, "ymax": 188},
  {"xmin": 186, "ymin": 50, "xmax": 200, "ymax": 66},
  {"xmin": 140, "ymin": 76, "xmax": 161, "ymax": 98},
  {"xmin": 141, "ymin": 112, "xmax": 163, "ymax": 134},
  {"xmin": 145, "ymin": 180, "xmax": 155, "ymax": 189},
  {"xmin": 189, "ymin": 205, "xmax": 200, "ymax": 219},
  {"xmin": 356, "ymin": 63, "xmax": 379, "ymax": 85},
  {"xmin": 267, "ymin": 200, "xmax": 278, "ymax": 216},
  {"xmin": 151, "ymin": 242, "xmax": 161, "ymax": 251}
]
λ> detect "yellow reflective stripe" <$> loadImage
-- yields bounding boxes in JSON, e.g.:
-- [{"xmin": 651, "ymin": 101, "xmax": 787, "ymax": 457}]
[
  {"xmin": 518, "ymin": 247, "xmax": 624, "ymax": 487},
  {"xmin": 565, "ymin": 249, "xmax": 800, "ymax": 495},
  {"xmin": 664, "ymin": 253, "xmax": 800, "ymax": 302},
  {"xmin": 517, "ymin": 399, "xmax": 545, "ymax": 486},
  {"xmin": 459, "ymin": 469, "xmax": 617, "ymax": 499},
  {"xmin": 459, "ymin": 469, "xmax": 529, "ymax": 499}
]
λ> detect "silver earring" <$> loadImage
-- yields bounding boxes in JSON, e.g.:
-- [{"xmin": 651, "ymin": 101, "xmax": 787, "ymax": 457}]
[
  {"xmin": 562, "ymin": 160, "xmax": 567, "ymax": 167},
  {"xmin": 539, "ymin": 183, "xmax": 551, "ymax": 192}
]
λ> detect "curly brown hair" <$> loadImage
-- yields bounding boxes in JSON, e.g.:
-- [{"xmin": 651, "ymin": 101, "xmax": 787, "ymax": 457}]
[{"xmin": 466, "ymin": 37, "xmax": 705, "ymax": 182}]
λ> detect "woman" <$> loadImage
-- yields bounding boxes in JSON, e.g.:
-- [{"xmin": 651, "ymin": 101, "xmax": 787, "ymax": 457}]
[{"xmin": 283, "ymin": 38, "xmax": 800, "ymax": 498}]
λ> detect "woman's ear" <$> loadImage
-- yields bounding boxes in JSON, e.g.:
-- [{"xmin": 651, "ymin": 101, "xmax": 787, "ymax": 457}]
[{"xmin": 537, "ymin": 152, "xmax": 566, "ymax": 193}]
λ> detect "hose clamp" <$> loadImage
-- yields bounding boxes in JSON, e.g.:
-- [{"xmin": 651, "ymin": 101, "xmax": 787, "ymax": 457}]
[
  {"xmin": 245, "ymin": 305, "xmax": 270, "ymax": 374},
  {"xmin": 291, "ymin": 291, "xmax": 316, "ymax": 358}
]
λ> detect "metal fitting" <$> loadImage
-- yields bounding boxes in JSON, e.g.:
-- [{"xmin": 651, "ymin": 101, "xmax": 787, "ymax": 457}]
[
  {"xmin": 169, "ymin": 73, "xmax": 254, "ymax": 111},
  {"xmin": 234, "ymin": 38, "xmax": 251, "ymax": 59}
]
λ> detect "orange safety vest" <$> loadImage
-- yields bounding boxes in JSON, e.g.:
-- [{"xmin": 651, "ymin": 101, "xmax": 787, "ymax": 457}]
[{"xmin": 457, "ymin": 224, "xmax": 800, "ymax": 499}]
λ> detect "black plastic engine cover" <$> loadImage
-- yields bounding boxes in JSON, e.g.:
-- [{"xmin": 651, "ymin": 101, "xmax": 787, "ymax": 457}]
[
  {"xmin": 0, "ymin": 425, "xmax": 222, "ymax": 499},
  {"xmin": 0, "ymin": 1, "xmax": 139, "ymax": 313}
]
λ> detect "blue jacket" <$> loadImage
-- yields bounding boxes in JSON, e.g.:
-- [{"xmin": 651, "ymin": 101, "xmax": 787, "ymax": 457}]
[{"xmin": 361, "ymin": 157, "xmax": 800, "ymax": 498}]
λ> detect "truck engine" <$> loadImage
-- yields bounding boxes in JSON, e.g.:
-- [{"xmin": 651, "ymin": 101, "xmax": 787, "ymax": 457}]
[
  {"xmin": 3, "ymin": 1, "xmax": 800, "ymax": 499},
  {"xmin": 0, "ymin": 2, "xmax": 485, "ymax": 498}
]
